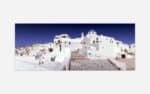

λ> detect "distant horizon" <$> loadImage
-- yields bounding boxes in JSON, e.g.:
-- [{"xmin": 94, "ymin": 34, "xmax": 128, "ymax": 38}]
[{"xmin": 15, "ymin": 24, "xmax": 135, "ymax": 48}]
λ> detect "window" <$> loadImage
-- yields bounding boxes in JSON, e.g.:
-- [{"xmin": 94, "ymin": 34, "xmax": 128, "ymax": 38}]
[
  {"xmin": 121, "ymin": 54, "xmax": 126, "ymax": 59},
  {"xmin": 62, "ymin": 35, "xmax": 67, "ymax": 38},
  {"xmin": 57, "ymin": 40, "xmax": 61, "ymax": 44},
  {"xmin": 96, "ymin": 37, "xmax": 99, "ymax": 41},
  {"xmin": 89, "ymin": 52, "xmax": 91, "ymax": 56},
  {"xmin": 49, "ymin": 48, "xmax": 53, "ymax": 52},
  {"xmin": 93, "ymin": 40, "xmax": 95, "ymax": 44},
  {"xmin": 69, "ymin": 42, "xmax": 71, "ymax": 45}
]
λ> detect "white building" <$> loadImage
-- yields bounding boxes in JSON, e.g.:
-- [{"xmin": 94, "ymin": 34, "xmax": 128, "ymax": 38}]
[
  {"xmin": 78, "ymin": 30, "xmax": 135, "ymax": 59},
  {"xmin": 53, "ymin": 33, "xmax": 83, "ymax": 51},
  {"xmin": 16, "ymin": 29, "xmax": 135, "ymax": 60}
]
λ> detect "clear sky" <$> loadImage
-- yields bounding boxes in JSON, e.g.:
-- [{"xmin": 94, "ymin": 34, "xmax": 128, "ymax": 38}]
[{"xmin": 15, "ymin": 23, "xmax": 135, "ymax": 48}]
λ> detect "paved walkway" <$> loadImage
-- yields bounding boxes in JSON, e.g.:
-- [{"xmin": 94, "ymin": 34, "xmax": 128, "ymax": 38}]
[{"xmin": 70, "ymin": 51, "xmax": 118, "ymax": 70}]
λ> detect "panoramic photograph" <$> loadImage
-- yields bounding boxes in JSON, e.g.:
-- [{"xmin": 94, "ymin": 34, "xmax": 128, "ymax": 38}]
[{"xmin": 15, "ymin": 23, "xmax": 135, "ymax": 71}]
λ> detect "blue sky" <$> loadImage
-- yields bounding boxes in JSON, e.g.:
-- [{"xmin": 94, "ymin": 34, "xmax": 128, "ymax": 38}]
[{"xmin": 15, "ymin": 23, "xmax": 135, "ymax": 48}]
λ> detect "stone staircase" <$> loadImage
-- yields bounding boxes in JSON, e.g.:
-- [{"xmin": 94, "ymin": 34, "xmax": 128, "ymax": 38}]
[{"xmin": 71, "ymin": 51, "xmax": 87, "ymax": 60}]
